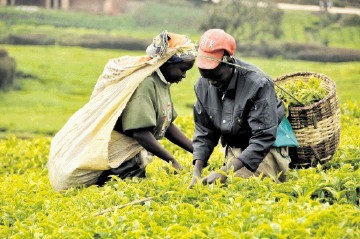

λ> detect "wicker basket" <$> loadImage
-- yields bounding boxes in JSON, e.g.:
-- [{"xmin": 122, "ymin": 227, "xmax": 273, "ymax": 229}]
[{"xmin": 274, "ymin": 72, "xmax": 341, "ymax": 168}]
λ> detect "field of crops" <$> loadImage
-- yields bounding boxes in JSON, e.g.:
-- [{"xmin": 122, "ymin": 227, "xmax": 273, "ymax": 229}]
[
  {"xmin": 1, "ymin": 2, "xmax": 359, "ymax": 237},
  {"xmin": 1, "ymin": 44, "xmax": 359, "ymax": 239},
  {"xmin": 1, "ymin": 108, "xmax": 359, "ymax": 238}
]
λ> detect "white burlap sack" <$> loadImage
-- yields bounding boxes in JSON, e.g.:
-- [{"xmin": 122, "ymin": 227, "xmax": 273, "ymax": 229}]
[{"xmin": 48, "ymin": 45, "xmax": 191, "ymax": 191}]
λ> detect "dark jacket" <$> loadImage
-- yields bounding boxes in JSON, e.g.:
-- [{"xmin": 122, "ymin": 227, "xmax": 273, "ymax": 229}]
[{"xmin": 193, "ymin": 59, "xmax": 285, "ymax": 172}]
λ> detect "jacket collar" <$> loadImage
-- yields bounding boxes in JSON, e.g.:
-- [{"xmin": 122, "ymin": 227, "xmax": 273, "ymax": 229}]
[{"xmin": 225, "ymin": 68, "xmax": 238, "ymax": 92}]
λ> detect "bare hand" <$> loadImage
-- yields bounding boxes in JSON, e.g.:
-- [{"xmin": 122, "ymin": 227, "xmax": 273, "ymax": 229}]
[
  {"xmin": 202, "ymin": 171, "xmax": 227, "ymax": 185},
  {"xmin": 171, "ymin": 159, "xmax": 183, "ymax": 171},
  {"xmin": 188, "ymin": 175, "xmax": 201, "ymax": 189},
  {"xmin": 188, "ymin": 159, "xmax": 204, "ymax": 189}
]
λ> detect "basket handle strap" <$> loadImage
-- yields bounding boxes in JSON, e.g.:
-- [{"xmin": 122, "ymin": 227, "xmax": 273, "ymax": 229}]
[
  {"xmin": 225, "ymin": 61, "xmax": 322, "ymax": 129},
  {"xmin": 312, "ymin": 112, "xmax": 318, "ymax": 128},
  {"xmin": 310, "ymin": 145, "xmax": 321, "ymax": 165},
  {"xmin": 198, "ymin": 56, "xmax": 322, "ymax": 127},
  {"xmin": 209, "ymin": 57, "xmax": 306, "ymax": 107}
]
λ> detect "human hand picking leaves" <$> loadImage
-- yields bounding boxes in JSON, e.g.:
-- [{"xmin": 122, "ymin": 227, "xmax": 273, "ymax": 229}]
[
  {"xmin": 201, "ymin": 170, "xmax": 227, "ymax": 184},
  {"xmin": 170, "ymin": 159, "xmax": 183, "ymax": 171},
  {"xmin": 206, "ymin": 157, "xmax": 244, "ymax": 184},
  {"xmin": 199, "ymin": 157, "xmax": 244, "ymax": 185},
  {"xmin": 188, "ymin": 160, "xmax": 204, "ymax": 189}
]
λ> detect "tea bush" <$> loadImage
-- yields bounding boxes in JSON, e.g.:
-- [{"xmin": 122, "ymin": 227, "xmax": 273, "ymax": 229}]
[
  {"xmin": 297, "ymin": 47, "xmax": 360, "ymax": 62},
  {"xmin": 58, "ymin": 34, "xmax": 148, "ymax": 51},
  {"xmin": 237, "ymin": 42, "xmax": 360, "ymax": 62},
  {"xmin": 0, "ymin": 104, "xmax": 359, "ymax": 238},
  {"xmin": 4, "ymin": 34, "xmax": 56, "ymax": 46}
]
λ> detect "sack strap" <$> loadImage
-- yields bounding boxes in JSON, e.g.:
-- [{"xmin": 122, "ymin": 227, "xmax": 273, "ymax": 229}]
[{"xmin": 198, "ymin": 54, "xmax": 306, "ymax": 107}]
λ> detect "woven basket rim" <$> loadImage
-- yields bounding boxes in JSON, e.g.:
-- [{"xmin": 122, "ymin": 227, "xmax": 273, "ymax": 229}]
[{"xmin": 274, "ymin": 71, "xmax": 336, "ymax": 110}]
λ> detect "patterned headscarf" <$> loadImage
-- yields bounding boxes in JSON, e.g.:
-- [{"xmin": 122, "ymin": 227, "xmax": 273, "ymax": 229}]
[{"xmin": 146, "ymin": 30, "xmax": 196, "ymax": 64}]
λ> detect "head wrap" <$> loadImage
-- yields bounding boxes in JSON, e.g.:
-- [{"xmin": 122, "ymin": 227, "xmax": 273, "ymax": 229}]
[{"xmin": 146, "ymin": 30, "xmax": 196, "ymax": 64}]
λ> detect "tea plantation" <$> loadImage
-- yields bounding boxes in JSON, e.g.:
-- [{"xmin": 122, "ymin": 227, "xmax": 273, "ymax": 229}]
[
  {"xmin": 0, "ymin": 107, "xmax": 359, "ymax": 238},
  {"xmin": 1, "ymin": 2, "xmax": 359, "ymax": 237}
]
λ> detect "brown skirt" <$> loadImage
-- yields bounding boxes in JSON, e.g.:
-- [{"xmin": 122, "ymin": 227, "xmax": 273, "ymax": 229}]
[{"xmin": 225, "ymin": 146, "xmax": 291, "ymax": 183}]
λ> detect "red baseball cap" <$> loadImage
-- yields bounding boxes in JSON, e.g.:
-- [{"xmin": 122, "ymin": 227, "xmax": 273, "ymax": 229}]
[{"xmin": 196, "ymin": 29, "xmax": 236, "ymax": 69}]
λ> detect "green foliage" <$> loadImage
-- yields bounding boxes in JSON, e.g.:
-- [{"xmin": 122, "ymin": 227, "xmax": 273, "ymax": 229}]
[
  {"xmin": 281, "ymin": 11, "xmax": 360, "ymax": 49},
  {"xmin": 0, "ymin": 7, "xmax": 136, "ymax": 32},
  {"xmin": 339, "ymin": 15, "xmax": 360, "ymax": 27},
  {"xmin": 58, "ymin": 34, "xmax": 148, "ymax": 50},
  {"xmin": 0, "ymin": 3, "xmax": 359, "ymax": 237},
  {"xmin": 0, "ymin": 110, "xmax": 359, "ymax": 238},
  {"xmin": 201, "ymin": 0, "xmax": 284, "ymax": 43},
  {"xmin": 1, "ymin": 3, "xmax": 359, "ymax": 56},
  {"xmin": 0, "ymin": 136, "xmax": 50, "ymax": 175},
  {"xmin": 129, "ymin": 2, "xmax": 204, "ymax": 34},
  {"xmin": 237, "ymin": 42, "xmax": 360, "ymax": 62},
  {"xmin": 5, "ymin": 33, "xmax": 55, "ymax": 45},
  {"xmin": 276, "ymin": 77, "xmax": 328, "ymax": 108},
  {"xmin": 296, "ymin": 46, "xmax": 360, "ymax": 62},
  {"xmin": 0, "ymin": 45, "xmax": 126, "ymax": 136},
  {"xmin": 0, "ymin": 3, "xmax": 203, "ymax": 39},
  {"xmin": 341, "ymin": 101, "xmax": 360, "ymax": 118}
]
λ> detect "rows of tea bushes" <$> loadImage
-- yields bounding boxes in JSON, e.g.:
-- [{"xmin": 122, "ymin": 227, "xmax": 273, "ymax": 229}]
[
  {"xmin": 1, "ymin": 3, "xmax": 359, "ymax": 54},
  {"xmin": 0, "ymin": 102, "xmax": 359, "ymax": 238}
]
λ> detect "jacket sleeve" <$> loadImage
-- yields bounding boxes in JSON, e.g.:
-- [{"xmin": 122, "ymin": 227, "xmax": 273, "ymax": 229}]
[
  {"xmin": 237, "ymin": 79, "xmax": 278, "ymax": 172},
  {"xmin": 192, "ymin": 91, "xmax": 220, "ymax": 167}
]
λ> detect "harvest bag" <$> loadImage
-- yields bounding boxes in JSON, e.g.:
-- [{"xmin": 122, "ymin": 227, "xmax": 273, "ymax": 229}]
[{"xmin": 274, "ymin": 72, "xmax": 340, "ymax": 168}]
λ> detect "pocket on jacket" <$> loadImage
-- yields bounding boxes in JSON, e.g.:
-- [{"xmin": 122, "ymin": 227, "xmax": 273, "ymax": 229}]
[
  {"xmin": 252, "ymin": 100, "xmax": 276, "ymax": 129},
  {"xmin": 232, "ymin": 110, "xmax": 244, "ymax": 133}
]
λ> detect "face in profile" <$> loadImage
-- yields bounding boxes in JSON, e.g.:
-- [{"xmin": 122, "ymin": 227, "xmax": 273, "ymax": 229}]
[{"xmin": 160, "ymin": 61, "xmax": 195, "ymax": 84}]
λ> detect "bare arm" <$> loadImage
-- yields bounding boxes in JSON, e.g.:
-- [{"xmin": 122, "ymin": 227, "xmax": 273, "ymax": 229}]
[
  {"xmin": 130, "ymin": 128, "xmax": 175, "ymax": 163},
  {"xmin": 165, "ymin": 123, "xmax": 193, "ymax": 153}
]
